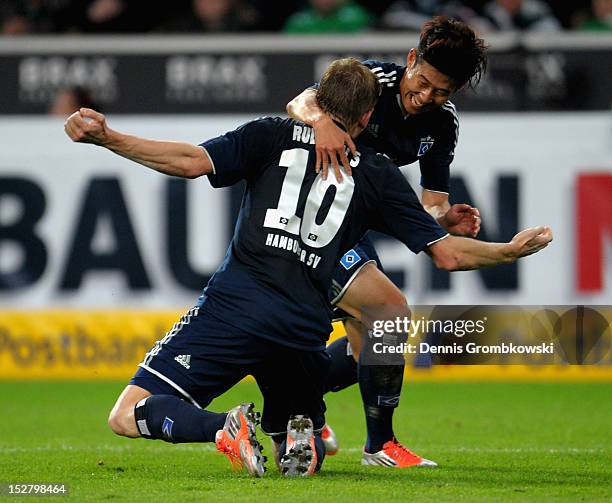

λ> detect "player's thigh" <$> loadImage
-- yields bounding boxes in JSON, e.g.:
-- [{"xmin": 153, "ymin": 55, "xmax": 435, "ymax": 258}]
[
  {"xmin": 329, "ymin": 241, "xmax": 380, "ymax": 315},
  {"xmin": 254, "ymin": 348, "xmax": 331, "ymax": 438},
  {"xmin": 336, "ymin": 262, "xmax": 408, "ymax": 320},
  {"xmin": 338, "ymin": 264, "xmax": 411, "ymax": 362},
  {"xmin": 135, "ymin": 308, "xmax": 254, "ymax": 409}
]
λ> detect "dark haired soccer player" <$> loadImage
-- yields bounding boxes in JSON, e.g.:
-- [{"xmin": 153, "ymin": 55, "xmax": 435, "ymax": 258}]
[
  {"xmin": 65, "ymin": 58, "xmax": 550, "ymax": 477},
  {"xmin": 287, "ymin": 17, "xmax": 490, "ymax": 466}
]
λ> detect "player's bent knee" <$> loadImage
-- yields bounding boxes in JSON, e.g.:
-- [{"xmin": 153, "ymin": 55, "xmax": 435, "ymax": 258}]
[
  {"xmin": 382, "ymin": 285, "xmax": 408, "ymax": 309},
  {"xmin": 107, "ymin": 385, "xmax": 151, "ymax": 438},
  {"xmin": 377, "ymin": 288, "xmax": 411, "ymax": 325},
  {"xmin": 107, "ymin": 410, "xmax": 125, "ymax": 436},
  {"xmin": 108, "ymin": 408, "xmax": 139, "ymax": 438}
]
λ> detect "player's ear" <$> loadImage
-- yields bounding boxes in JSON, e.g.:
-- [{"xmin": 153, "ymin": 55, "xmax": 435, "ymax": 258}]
[
  {"xmin": 359, "ymin": 110, "xmax": 373, "ymax": 129},
  {"xmin": 407, "ymin": 48, "xmax": 417, "ymax": 68}
]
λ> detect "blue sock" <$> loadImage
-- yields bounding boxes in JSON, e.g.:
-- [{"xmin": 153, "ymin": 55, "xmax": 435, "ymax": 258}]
[
  {"xmin": 134, "ymin": 395, "xmax": 227, "ymax": 443},
  {"xmin": 324, "ymin": 336, "xmax": 358, "ymax": 393},
  {"xmin": 358, "ymin": 363, "xmax": 404, "ymax": 453}
]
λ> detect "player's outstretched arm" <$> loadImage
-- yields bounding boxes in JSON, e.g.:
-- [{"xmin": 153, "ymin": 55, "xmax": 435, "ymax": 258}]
[
  {"xmin": 64, "ymin": 108, "xmax": 212, "ymax": 179},
  {"xmin": 287, "ymin": 88, "xmax": 356, "ymax": 181},
  {"xmin": 427, "ymin": 226, "xmax": 553, "ymax": 271}
]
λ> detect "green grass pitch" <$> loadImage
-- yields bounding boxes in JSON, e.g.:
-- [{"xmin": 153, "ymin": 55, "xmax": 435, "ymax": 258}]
[{"xmin": 1, "ymin": 380, "xmax": 611, "ymax": 502}]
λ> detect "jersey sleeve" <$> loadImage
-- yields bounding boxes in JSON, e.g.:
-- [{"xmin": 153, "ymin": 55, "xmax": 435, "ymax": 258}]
[
  {"xmin": 372, "ymin": 162, "xmax": 449, "ymax": 253},
  {"xmin": 419, "ymin": 156, "xmax": 451, "ymax": 193},
  {"xmin": 418, "ymin": 104, "xmax": 459, "ymax": 193},
  {"xmin": 201, "ymin": 117, "xmax": 282, "ymax": 188}
]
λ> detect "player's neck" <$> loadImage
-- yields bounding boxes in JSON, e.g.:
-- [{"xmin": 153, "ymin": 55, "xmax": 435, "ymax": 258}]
[
  {"xmin": 329, "ymin": 115, "xmax": 361, "ymax": 138},
  {"xmin": 331, "ymin": 119, "xmax": 348, "ymax": 132}
]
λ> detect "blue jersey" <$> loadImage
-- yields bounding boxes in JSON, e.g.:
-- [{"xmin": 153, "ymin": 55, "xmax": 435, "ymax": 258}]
[
  {"xmin": 361, "ymin": 60, "xmax": 459, "ymax": 193},
  {"xmin": 198, "ymin": 117, "xmax": 447, "ymax": 350},
  {"xmin": 312, "ymin": 60, "xmax": 459, "ymax": 193}
]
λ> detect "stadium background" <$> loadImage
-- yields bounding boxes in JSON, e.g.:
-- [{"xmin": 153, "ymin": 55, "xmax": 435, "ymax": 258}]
[
  {"xmin": 1, "ymin": 3, "xmax": 611, "ymax": 380},
  {"xmin": 0, "ymin": 1, "xmax": 611, "ymax": 499}
]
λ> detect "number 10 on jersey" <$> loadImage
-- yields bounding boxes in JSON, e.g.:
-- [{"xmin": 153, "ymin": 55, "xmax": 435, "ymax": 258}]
[{"xmin": 263, "ymin": 148, "xmax": 355, "ymax": 249}]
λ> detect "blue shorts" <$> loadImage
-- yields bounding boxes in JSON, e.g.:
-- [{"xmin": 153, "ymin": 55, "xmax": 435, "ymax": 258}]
[
  {"xmin": 129, "ymin": 306, "xmax": 331, "ymax": 436},
  {"xmin": 329, "ymin": 234, "xmax": 383, "ymax": 319}
]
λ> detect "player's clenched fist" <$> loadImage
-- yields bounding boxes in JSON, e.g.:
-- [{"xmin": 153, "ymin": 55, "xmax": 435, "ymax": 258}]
[
  {"xmin": 442, "ymin": 203, "xmax": 481, "ymax": 237},
  {"xmin": 64, "ymin": 108, "xmax": 111, "ymax": 146}
]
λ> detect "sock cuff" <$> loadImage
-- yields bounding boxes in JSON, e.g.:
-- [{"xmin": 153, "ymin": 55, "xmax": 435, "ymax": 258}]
[{"xmin": 134, "ymin": 396, "xmax": 153, "ymax": 438}]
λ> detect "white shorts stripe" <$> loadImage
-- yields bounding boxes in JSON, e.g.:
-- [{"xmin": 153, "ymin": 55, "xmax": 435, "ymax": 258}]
[
  {"xmin": 143, "ymin": 306, "xmax": 199, "ymax": 366},
  {"xmin": 138, "ymin": 363, "xmax": 202, "ymax": 409}
]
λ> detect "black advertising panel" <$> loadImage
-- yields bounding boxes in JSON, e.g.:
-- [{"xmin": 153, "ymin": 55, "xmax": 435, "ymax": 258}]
[{"xmin": 1, "ymin": 34, "xmax": 611, "ymax": 114}]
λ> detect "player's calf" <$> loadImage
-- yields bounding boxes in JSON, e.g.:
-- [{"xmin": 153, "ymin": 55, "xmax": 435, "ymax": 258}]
[{"xmin": 109, "ymin": 386, "xmax": 228, "ymax": 444}]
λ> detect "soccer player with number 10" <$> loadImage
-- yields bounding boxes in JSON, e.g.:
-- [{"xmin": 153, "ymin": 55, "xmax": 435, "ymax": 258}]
[{"xmin": 64, "ymin": 57, "xmax": 552, "ymax": 477}]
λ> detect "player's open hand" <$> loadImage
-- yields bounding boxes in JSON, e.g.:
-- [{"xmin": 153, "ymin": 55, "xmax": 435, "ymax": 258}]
[
  {"xmin": 443, "ymin": 204, "xmax": 481, "ymax": 237},
  {"xmin": 64, "ymin": 108, "xmax": 111, "ymax": 146},
  {"xmin": 312, "ymin": 115, "xmax": 356, "ymax": 182},
  {"xmin": 508, "ymin": 226, "xmax": 553, "ymax": 259}
]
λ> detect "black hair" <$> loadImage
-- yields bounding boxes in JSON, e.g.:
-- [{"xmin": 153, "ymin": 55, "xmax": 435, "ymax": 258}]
[{"xmin": 417, "ymin": 16, "xmax": 488, "ymax": 90}]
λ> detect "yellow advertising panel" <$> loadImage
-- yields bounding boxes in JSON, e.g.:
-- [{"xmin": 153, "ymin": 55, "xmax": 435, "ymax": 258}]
[
  {"xmin": 1, "ymin": 310, "xmax": 611, "ymax": 381},
  {"xmin": 0, "ymin": 311, "xmax": 178, "ymax": 380}
]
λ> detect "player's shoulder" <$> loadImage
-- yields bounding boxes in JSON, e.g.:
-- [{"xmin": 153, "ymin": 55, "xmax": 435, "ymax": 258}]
[
  {"xmin": 355, "ymin": 144, "xmax": 398, "ymax": 177},
  {"xmin": 239, "ymin": 115, "xmax": 297, "ymax": 141},
  {"xmin": 363, "ymin": 59, "xmax": 403, "ymax": 74},
  {"xmin": 363, "ymin": 59, "xmax": 403, "ymax": 90},
  {"xmin": 417, "ymin": 100, "xmax": 459, "ymax": 139},
  {"xmin": 248, "ymin": 115, "xmax": 293, "ymax": 129},
  {"xmin": 249, "ymin": 116, "xmax": 320, "ymax": 150},
  {"xmin": 353, "ymin": 147, "xmax": 411, "ymax": 201},
  {"xmin": 436, "ymin": 100, "xmax": 460, "ymax": 125}
]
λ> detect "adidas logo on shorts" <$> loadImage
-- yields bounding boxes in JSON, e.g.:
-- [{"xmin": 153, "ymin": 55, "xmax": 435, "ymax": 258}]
[{"xmin": 174, "ymin": 354, "xmax": 191, "ymax": 369}]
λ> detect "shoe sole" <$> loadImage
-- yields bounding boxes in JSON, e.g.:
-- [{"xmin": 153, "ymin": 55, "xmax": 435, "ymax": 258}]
[
  {"xmin": 239, "ymin": 403, "xmax": 267, "ymax": 477},
  {"xmin": 280, "ymin": 415, "xmax": 316, "ymax": 477}
]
